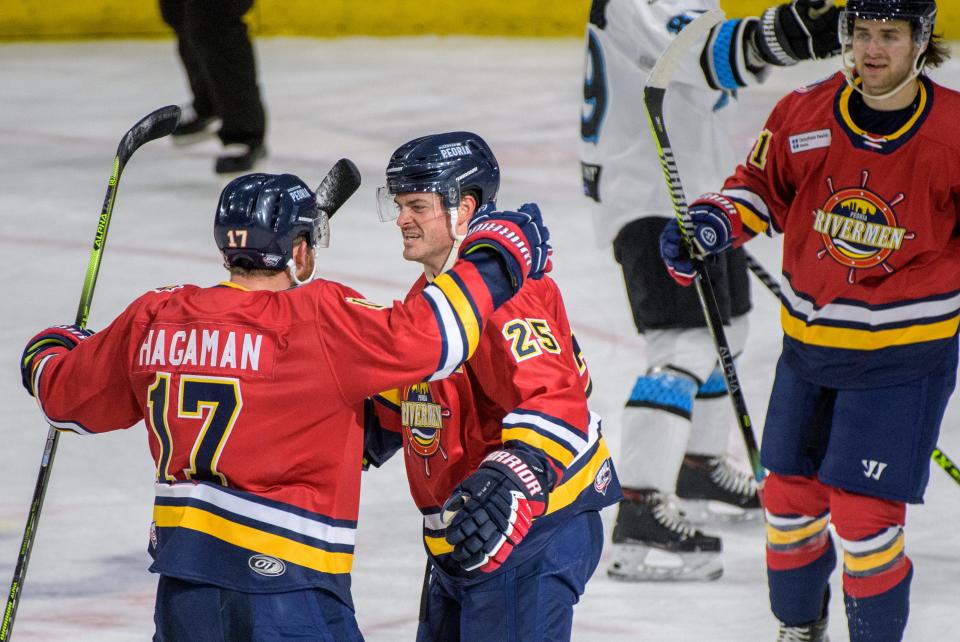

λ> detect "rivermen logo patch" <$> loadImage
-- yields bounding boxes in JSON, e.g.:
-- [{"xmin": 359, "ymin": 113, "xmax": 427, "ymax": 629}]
[
  {"xmin": 401, "ymin": 382, "xmax": 450, "ymax": 477},
  {"xmin": 813, "ymin": 171, "xmax": 914, "ymax": 284}
]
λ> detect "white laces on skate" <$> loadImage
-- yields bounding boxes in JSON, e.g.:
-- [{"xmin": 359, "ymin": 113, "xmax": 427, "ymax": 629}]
[
  {"xmin": 776, "ymin": 623, "xmax": 829, "ymax": 642},
  {"xmin": 651, "ymin": 493, "xmax": 698, "ymax": 538},
  {"xmin": 709, "ymin": 457, "xmax": 756, "ymax": 498}
]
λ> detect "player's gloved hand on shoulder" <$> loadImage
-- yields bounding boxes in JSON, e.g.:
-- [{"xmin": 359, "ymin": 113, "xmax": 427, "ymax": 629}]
[
  {"xmin": 460, "ymin": 202, "xmax": 551, "ymax": 292},
  {"xmin": 442, "ymin": 449, "xmax": 549, "ymax": 573},
  {"xmin": 659, "ymin": 194, "xmax": 741, "ymax": 287},
  {"xmin": 752, "ymin": 0, "xmax": 841, "ymax": 66},
  {"xmin": 21, "ymin": 324, "xmax": 94, "ymax": 396}
]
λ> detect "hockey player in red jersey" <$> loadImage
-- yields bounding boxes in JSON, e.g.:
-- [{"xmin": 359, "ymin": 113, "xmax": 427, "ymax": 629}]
[
  {"xmin": 19, "ymin": 171, "xmax": 551, "ymax": 639},
  {"xmin": 660, "ymin": 2, "xmax": 956, "ymax": 640},
  {"xmin": 364, "ymin": 132, "xmax": 621, "ymax": 641}
]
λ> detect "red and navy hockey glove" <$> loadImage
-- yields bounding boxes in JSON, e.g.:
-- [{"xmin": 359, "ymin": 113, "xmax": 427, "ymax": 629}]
[
  {"xmin": 659, "ymin": 193, "xmax": 742, "ymax": 287},
  {"xmin": 21, "ymin": 324, "xmax": 94, "ymax": 396},
  {"xmin": 442, "ymin": 449, "xmax": 549, "ymax": 573},
  {"xmin": 460, "ymin": 202, "xmax": 551, "ymax": 292}
]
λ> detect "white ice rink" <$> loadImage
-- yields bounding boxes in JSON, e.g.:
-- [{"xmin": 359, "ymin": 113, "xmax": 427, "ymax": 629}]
[{"xmin": 1, "ymin": 36, "xmax": 958, "ymax": 641}]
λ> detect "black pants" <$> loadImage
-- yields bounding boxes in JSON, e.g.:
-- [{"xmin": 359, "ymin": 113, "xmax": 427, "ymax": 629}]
[
  {"xmin": 159, "ymin": 0, "xmax": 266, "ymax": 147},
  {"xmin": 613, "ymin": 216, "xmax": 752, "ymax": 332}
]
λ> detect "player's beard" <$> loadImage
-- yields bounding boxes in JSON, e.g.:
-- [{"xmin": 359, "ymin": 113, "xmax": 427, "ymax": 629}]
[{"xmin": 858, "ymin": 50, "xmax": 918, "ymax": 99}]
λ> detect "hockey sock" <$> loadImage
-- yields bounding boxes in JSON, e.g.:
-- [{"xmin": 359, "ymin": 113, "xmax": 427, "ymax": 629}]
[
  {"xmin": 831, "ymin": 489, "xmax": 911, "ymax": 642},
  {"xmin": 618, "ymin": 369, "xmax": 697, "ymax": 490},
  {"xmin": 763, "ymin": 473, "xmax": 835, "ymax": 625},
  {"xmin": 686, "ymin": 365, "xmax": 730, "ymax": 458}
]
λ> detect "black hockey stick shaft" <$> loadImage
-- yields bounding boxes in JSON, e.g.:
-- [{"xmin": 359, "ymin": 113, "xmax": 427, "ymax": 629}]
[
  {"xmin": 642, "ymin": 10, "xmax": 764, "ymax": 483},
  {"xmin": 744, "ymin": 251, "xmax": 960, "ymax": 488},
  {"xmin": 1, "ymin": 105, "xmax": 180, "ymax": 642}
]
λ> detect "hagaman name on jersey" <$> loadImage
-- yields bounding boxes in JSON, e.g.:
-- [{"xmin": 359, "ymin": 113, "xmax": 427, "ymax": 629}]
[{"xmin": 136, "ymin": 325, "xmax": 275, "ymax": 374}]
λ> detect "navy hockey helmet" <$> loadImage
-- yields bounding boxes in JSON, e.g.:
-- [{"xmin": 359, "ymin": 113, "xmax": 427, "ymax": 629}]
[
  {"xmin": 377, "ymin": 131, "xmax": 500, "ymax": 221},
  {"xmin": 840, "ymin": 1, "xmax": 938, "ymax": 49},
  {"xmin": 214, "ymin": 173, "xmax": 327, "ymax": 271}
]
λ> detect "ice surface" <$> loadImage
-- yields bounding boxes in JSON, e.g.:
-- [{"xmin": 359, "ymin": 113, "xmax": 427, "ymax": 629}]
[{"xmin": 1, "ymin": 37, "xmax": 958, "ymax": 641}]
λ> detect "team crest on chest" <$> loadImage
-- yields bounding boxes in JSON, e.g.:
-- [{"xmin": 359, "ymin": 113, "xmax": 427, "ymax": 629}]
[
  {"xmin": 812, "ymin": 170, "xmax": 915, "ymax": 284},
  {"xmin": 401, "ymin": 382, "xmax": 450, "ymax": 477}
]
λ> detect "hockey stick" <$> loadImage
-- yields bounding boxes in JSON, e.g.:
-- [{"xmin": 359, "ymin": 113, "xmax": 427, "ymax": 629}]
[
  {"xmin": 1, "ymin": 105, "xmax": 180, "ymax": 642},
  {"xmin": 744, "ymin": 250, "xmax": 960, "ymax": 489},
  {"xmin": 643, "ymin": 10, "xmax": 764, "ymax": 484},
  {"xmin": 316, "ymin": 158, "xmax": 362, "ymax": 220}
]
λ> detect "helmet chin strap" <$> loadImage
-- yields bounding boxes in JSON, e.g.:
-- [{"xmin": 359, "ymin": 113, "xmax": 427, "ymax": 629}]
[
  {"xmin": 425, "ymin": 206, "xmax": 466, "ymax": 283},
  {"xmin": 842, "ymin": 42, "xmax": 926, "ymax": 102},
  {"xmin": 287, "ymin": 247, "xmax": 318, "ymax": 286}
]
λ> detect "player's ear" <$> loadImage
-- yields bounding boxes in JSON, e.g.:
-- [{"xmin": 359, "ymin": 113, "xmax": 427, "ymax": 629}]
[{"xmin": 456, "ymin": 194, "xmax": 478, "ymax": 233}]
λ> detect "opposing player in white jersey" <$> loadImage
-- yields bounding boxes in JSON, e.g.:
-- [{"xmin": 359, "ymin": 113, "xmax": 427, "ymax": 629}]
[{"xmin": 580, "ymin": 0, "xmax": 840, "ymax": 580}]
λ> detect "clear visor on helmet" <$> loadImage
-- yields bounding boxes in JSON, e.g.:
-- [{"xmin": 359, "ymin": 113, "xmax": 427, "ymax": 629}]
[
  {"xmin": 376, "ymin": 180, "xmax": 460, "ymax": 222},
  {"xmin": 839, "ymin": 9, "xmax": 934, "ymax": 49}
]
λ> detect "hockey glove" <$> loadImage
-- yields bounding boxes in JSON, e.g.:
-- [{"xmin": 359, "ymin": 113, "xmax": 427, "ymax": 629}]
[
  {"xmin": 21, "ymin": 324, "xmax": 94, "ymax": 396},
  {"xmin": 442, "ymin": 449, "xmax": 549, "ymax": 573},
  {"xmin": 752, "ymin": 0, "xmax": 841, "ymax": 66},
  {"xmin": 659, "ymin": 194, "xmax": 742, "ymax": 287},
  {"xmin": 460, "ymin": 203, "xmax": 551, "ymax": 293}
]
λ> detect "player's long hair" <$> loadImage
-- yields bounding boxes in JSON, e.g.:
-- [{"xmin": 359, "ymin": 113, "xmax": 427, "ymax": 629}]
[{"xmin": 923, "ymin": 33, "xmax": 950, "ymax": 68}]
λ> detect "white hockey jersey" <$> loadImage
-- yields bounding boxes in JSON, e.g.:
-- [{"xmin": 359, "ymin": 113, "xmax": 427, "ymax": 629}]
[{"xmin": 579, "ymin": 0, "xmax": 765, "ymax": 246}]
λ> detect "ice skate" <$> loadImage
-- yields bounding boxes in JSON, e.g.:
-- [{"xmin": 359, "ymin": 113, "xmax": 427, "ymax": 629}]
[
  {"xmin": 607, "ymin": 489, "xmax": 723, "ymax": 582},
  {"xmin": 776, "ymin": 617, "xmax": 829, "ymax": 642},
  {"xmin": 676, "ymin": 454, "xmax": 761, "ymax": 524}
]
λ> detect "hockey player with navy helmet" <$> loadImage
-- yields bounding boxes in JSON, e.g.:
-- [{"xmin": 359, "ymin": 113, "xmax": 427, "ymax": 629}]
[{"xmin": 365, "ymin": 132, "xmax": 621, "ymax": 641}]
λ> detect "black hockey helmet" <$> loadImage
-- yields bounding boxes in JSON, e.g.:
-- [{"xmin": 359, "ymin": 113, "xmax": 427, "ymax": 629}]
[
  {"xmin": 841, "ymin": 0, "xmax": 937, "ymax": 48},
  {"xmin": 214, "ymin": 173, "xmax": 327, "ymax": 271},
  {"xmin": 377, "ymin": 131, "xmax": 500, "ymax": 221}
]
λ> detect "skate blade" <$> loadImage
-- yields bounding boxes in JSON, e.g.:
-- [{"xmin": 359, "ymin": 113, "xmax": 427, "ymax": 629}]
[
  {"xmin": 606, "ymin": 545, "xmax": 723, "ymax": 582},
  {"xmin": 678, "ymin": 499, "xmax": 762, "ymax": 525}
]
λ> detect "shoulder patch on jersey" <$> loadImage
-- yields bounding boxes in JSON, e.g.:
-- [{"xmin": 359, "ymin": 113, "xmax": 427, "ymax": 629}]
[
  {"xmin": 345, "ymin": 297, "xmax": 386, "ymax": 310},
  {"xmin": 748, "ymin": 129, "xmax": 774, "ymax": 170},
  {"xmin": 789, "ymin": 129, "xmax": 832, "ymax": 154},
  {"xmin": 151, "ymin": 284, "xmax": 186, "ymax": 294}
]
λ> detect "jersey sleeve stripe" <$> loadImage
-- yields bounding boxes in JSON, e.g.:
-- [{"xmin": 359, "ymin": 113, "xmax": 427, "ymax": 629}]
[
  {"xmin": 434, "ymin": 271, "xmax": 482, "ymax": 352},
  {"xmin": 503, "ymin": 410, "xmax": 589, "ymax": 452},
  {"xmin": 374, "ymin": 389, "xmax": 402, "ymax": 412},
  {"xmin": 723, "ymin": 188, "xmax": 773, "ymax": 236},
  {"xmin": 421, "ymin": 285, "xmax": 462, "ymax": 380},
  {"xmin": 502, "ymin": 427, "xmax": 577, "ymax": 467},
  {"xmin": 545, "ymin": 435, "xmax": 611, "ymax": 515},
  {"xmin": 33, "ymin": 356, "xmax": 95, "ymax": 435}
]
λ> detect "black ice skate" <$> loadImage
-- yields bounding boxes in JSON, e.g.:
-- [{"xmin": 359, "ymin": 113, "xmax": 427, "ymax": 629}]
[
  {"xmin": 171, "ymin": 106, "xmax": 220, "ymax": 146},
  {"xmin": 776, "ymin": 616, "xmax": 829, "ymax": 642},
  {"xmin": 676, "ymin": 454, "xmax": 761, "ymax": 524},
  {"xmin": 607, "ymin": 489, "xmax": 723, "ymax": 582},
  {"xmin": 215, "ymin": 143, "xmax": 267, "ymax": 174}
]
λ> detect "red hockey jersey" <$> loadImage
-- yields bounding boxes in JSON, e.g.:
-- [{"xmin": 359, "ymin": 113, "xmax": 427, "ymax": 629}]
[
  {"xmin": 28, "ymin": 260, "xmax": 505, "ymax": 606},
  {"xmin": 371, "ymin": 275, "xmax": 620, "ymax": 574},
  {"xmin": 723, "ymin": 72, "xmax": 960, "ymax": 387}
]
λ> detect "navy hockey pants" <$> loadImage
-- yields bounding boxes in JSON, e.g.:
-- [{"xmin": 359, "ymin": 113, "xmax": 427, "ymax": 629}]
[
  {"xmin": 153, "ymin": 575, "xmax": 363, "ymax": 641},
  {"xmin": 417, "ymin": 510, "xmax": 603, "ymax": 642}
]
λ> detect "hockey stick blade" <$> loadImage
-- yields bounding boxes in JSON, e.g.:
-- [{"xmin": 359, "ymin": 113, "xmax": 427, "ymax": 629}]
[
  {"xmin": 316, "ymin": 158, "xmax": 362, "ymax": 220},
  {"xmin": 116, "ymin": 105, "xmax": 181, "ymax": 169},
  {"xmin": 646, "ymin": 10, "xmax": 724, "ymax": 91},
  {"xmin": 2, "ymin": 106, "xmax": 180, "ymax": 642}
]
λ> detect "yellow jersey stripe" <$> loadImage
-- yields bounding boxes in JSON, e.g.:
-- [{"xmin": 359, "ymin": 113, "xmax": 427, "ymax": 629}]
[
  {"xmin": 843, "ymin": 536, "xmax": 905, "ymax": 573},
  {"xmin": 766, "ymin": 516, "xmax": 829, "ymax": 546},
  {"xmin": 432, "ymin": 272, "xmax": 481, "ymax": 356},
  {"xmin": 501, "ymin": 427, "xmax": 576, "ymax": 467},
  {"xmin": 546, "ymin": 440, "xmax": 611, "ymax": 516},
  {"xmin": 377, "ymin": 388, "xmax": 402, "ymax": 407},
  {"xmin": 153, "ymin": 504, "xmax": 353, "ymax": 574},
  {"xmin": 781, "ymin": 306, "xmax": 960, "ymax": 350},
  {"xmin": 734, "ymin": 201, "xmax": 769, "ymax": 236}
]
